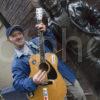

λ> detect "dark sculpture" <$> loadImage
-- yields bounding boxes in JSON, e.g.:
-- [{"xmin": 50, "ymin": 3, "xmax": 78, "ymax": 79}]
[
  {"xmin": 68, "ymin": 0, "xmax": 100, "ymax": 36},
  {"xmin": 39, "ymin": 0, "xmax": 100, "ymax": 95}
]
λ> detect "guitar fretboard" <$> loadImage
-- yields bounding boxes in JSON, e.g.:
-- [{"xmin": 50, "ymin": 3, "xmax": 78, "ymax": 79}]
[{"xmin": 39, "ymin": 31, "xmax": 45, "ymax": 63}]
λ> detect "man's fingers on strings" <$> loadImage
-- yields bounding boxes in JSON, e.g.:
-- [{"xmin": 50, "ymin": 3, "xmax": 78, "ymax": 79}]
[{"xmin": 37, "ymin": 71, "xmax": 46, "ymax": 79}]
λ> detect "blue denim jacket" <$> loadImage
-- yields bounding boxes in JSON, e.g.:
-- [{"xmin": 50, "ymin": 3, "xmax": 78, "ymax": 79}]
[{"xmin": 12, "ymin": 29, "xmax": 76, "ymax": 92}]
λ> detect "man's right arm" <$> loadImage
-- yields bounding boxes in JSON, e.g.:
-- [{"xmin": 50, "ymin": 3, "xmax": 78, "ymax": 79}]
[
  {"xmin": 12, "ymin": 58, "xmax": 47, "ymax": 92},
  {"xmin": 12, "ymin": 59, "xmax": 37, "ymax": 92}
]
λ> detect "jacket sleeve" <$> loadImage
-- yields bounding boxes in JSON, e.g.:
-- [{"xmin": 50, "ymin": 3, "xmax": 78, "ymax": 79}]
[
  {"xmin": 12, "ymin": 59, "xmax": 37, "ymax": 92},
  {"xmin": 57, "ymin": 57, "xmax": 76, "ymax": 84},
  {"xmin": 31, "ymin": 28, "xmax": 57, "ymax": 52},
  {"xmin": 44, "ymin": 28, "xmax": 57, "ymax": 51}
]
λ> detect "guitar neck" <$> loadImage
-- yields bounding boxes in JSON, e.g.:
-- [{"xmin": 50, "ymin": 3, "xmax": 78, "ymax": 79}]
[
  {"xmin": 36, "ymin": 8, "xmax": 45, "ymax": 63},
  {"xmin": 39, "ymin": 31, "xmax": 45, "ymax": 63}
]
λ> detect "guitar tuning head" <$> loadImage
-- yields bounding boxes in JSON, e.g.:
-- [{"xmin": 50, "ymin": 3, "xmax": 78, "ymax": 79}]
[{"xmin": 36, "ymin": 7, "xmax": 44, "ymax": 22}]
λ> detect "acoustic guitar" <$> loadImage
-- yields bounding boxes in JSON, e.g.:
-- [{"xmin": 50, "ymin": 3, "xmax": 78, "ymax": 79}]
[{"xmin": 29, "ymin": 8, "xmax": 67, "ymax": 100}]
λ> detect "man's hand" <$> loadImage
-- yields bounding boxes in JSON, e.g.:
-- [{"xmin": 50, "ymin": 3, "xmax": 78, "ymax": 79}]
[
  {"xmin": 35, "ymin": 23, "xmax": 46, "ymax": 32},
  {"xmin": 33, "ymin": 70, "xmax": 47, "ymax": 85}
]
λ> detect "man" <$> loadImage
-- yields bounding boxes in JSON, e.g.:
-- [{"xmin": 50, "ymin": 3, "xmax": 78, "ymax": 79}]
[{"xmin": 6, "ymin": 23, "xmax": 86, "ymax": 100}]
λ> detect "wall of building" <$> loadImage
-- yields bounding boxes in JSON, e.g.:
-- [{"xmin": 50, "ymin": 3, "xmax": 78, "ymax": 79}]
[
  {"xmin": 0, "ymin": 21, "xmax": 14, "ymax": 89},
  {"xmin": 0, "ymin": 0, "xmax": 37, "ymax": 39}
]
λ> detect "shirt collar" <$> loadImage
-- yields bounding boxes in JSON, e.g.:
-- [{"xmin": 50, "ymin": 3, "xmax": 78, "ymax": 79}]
[
  {"xmin": 15, "ymin": 49, "xmax": 23, "ymax": 58},
  {"xmin": 15, "ymin": 41, "xmax": 32, "ymax": 58}
]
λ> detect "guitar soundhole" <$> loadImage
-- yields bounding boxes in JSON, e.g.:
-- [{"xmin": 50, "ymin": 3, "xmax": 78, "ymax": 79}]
[
  {"xmin": 39, "ymin": 63, "xmax": 49, "ymax": 71},
  {"xmin": 39, "ymin": 61, "xmax": 57, "ymax": 80}
]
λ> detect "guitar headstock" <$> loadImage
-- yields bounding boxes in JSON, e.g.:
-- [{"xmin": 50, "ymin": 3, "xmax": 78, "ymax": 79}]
[{"xmin": 36, "ymin": 7, "xmax": 44, "ymax": 22}]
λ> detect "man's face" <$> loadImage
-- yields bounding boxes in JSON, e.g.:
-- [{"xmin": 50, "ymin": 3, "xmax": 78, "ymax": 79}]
[{"xmin": 8, "ymin": 31, "xmax": 25, "ymax": 48}]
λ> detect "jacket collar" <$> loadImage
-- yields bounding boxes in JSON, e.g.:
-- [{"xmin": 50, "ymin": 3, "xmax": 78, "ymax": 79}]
[{"xmin": 15, "ymin": 41, "xmax": 38, "ymax": 58}]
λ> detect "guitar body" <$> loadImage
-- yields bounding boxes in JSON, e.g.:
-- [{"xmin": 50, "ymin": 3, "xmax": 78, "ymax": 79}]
[{"xmin": 29, "ymin": 53, "xmax": 67, "ymax": 100}]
